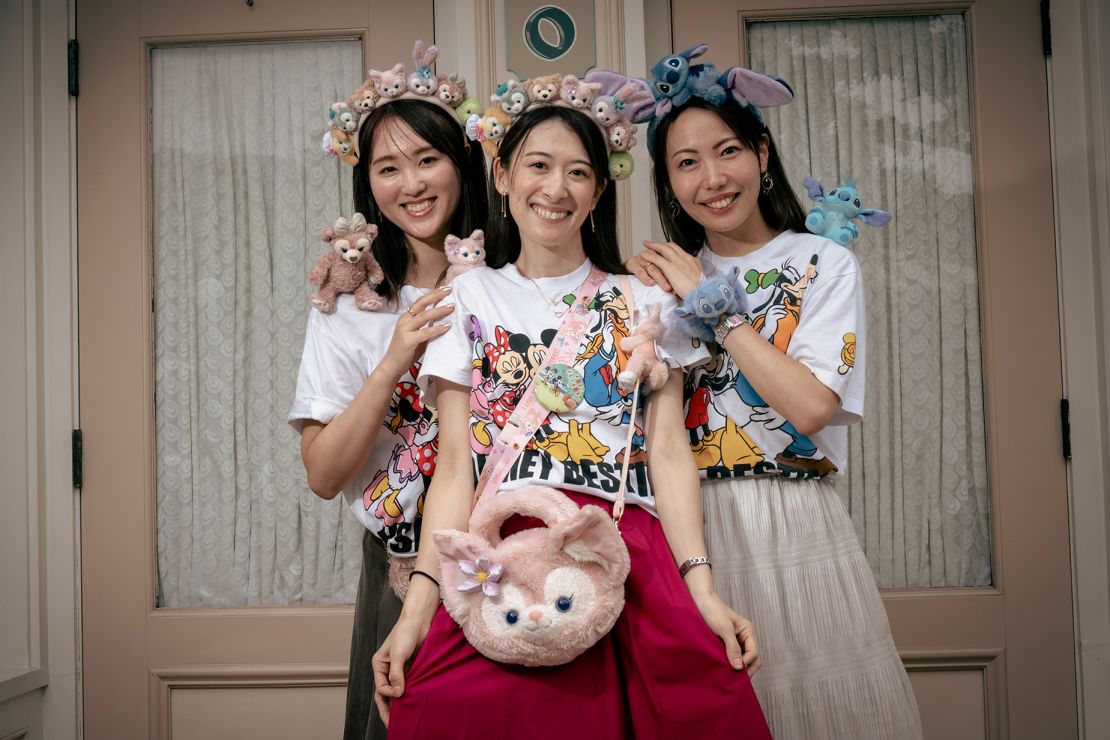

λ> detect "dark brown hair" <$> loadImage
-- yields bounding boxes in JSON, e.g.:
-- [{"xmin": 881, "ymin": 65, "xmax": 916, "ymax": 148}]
[
  {"xmin": 352, "ymin": 100, "xmax": 488, "ymax": 300},
  {"xmin": 651, "ymin": 97, "xmax": 806, "ymax": 254}
]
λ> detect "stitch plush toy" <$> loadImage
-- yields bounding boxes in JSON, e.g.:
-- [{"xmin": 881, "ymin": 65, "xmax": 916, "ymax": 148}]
[
  {"xmin": 408, "ymin": 40, "xmax": 439, "ymax": 95},
  {"xmin": 527, "ymin": 74, "xmax": 563, "ymax": 104},
  {"xmin": 560, "ymin": 75, "xmax": 601, "ymax": 110},
  {"xmin": 802, "ymin": 176, "xmax": 892, "ymax": 246},
  {"xmin": 444, "ymin": 229, "xmax": 486, "ymax": 283},
  {"xmin": 617, "ymin": 304, "xmax": 670, "ymax": 393},
  {"xmin": 648, "ymin": 44, "xmax": 726, "ymax": 117},
  {"xmin": 674, "ymin": 267, "xmax": 744, "ymax": 342},
  {"xmin": 435, "ymin": 486, "xmax": 631, "ymax": 667},
  {"xmin": 308, "ymin": 213, "xmax": 385, "ymax": 313}
]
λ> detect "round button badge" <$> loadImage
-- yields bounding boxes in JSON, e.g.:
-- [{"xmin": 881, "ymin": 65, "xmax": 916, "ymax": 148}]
[{"xmin": 534, "ymin": 363, "xmax": 585, "ymax": 413}]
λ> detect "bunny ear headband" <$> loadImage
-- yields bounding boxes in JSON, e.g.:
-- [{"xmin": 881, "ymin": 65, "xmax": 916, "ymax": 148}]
[
  {"xmin": 464, "ymin": 73, "xmax": 653, "ymax": 181},
  {"xmin": 584, "ymin": 43, "xmax": 795, "ymax": 154},
  {"xmin": 321, "ymin": 40, "xmax": 483, "ymax": 167}
]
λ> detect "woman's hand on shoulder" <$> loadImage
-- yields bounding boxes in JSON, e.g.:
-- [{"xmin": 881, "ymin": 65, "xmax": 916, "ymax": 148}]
[
  {"xmin": 378, "ymin": 285, "xmax": 455, "ymax": 381},
  {"xmin": 632, "ymin": 241, "xmax": 703, "ymax": 300},
  {"xmin": 691, "ymin": 590, "xmax": 763, "ymax": 677}
]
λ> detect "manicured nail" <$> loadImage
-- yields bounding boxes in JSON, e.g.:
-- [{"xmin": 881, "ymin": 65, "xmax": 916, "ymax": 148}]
[
  {"xmin": 440, "ymin": 285, "xmax": 453, "ymax": 292},
  {"xmin": 732, "ymin": 660, "xmax": 744, "ymax": 670}
]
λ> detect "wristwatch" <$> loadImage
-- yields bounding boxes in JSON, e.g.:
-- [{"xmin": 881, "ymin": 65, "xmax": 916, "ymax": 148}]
[{"xmin": 713, "ymin": 312, "xmax": 749, "ymax": 345}]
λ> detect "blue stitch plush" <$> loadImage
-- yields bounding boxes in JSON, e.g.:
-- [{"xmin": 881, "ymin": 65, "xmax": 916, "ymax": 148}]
[
  {"xmin": 674, "ymin": 267, "xmax": 743, "ymax": 342},
  {"xmin": 648, "ymin": 44, "xmax": 726, "ymax": 118},
  {"xmin": 803, "ymin": 176, "xmax": 892, "ymax": 246}
]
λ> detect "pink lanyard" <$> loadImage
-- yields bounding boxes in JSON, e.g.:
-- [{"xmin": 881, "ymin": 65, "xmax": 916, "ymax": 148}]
[
  {"xmin": 474, "ymin": 266, "xmax": 606, "ymax": 503},
  {"xmin": 474, "ymin": 269, "xmax": 642, "ymax": 525}
]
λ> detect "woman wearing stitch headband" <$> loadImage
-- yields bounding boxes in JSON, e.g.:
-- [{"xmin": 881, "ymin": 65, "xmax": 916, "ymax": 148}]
[
  {"xmin": 616, "ymin": 45, "xmax": 922, "ymax": 739},
  {"xmin": 371, "ymin": 84, "xmax": 771, "ymax": 738},
  {"xmin": 288, "ymin": 41, "xmax": 488, "ymax": 740}
]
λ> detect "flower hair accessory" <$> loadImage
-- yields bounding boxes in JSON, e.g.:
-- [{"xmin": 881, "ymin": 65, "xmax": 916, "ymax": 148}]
[
  {"xmin": 584, "ymin": 43, "xmax": 795, "ymax": 152},
  {"xmin": 465, "ymin": 73, "xmax": 651, "ymax": 180},
  {"xmin": 321, "ymin": 40, "xmax": 482, "ymax": 167}
]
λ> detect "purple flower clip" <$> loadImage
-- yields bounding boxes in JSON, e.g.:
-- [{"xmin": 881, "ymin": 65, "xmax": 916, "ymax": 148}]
[{"xmin": 457, "ymin": 555, "xmax": 504, "ymax": 597}]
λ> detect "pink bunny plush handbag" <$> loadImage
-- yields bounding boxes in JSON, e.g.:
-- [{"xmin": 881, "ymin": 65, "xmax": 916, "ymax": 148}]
[
  {"xmin": 435, "ymin": 485, "xmax": 631, "ymax": 666},
  {"xmin": 433, "ymin": 272, "xmax": 664, "ymax": 667}
]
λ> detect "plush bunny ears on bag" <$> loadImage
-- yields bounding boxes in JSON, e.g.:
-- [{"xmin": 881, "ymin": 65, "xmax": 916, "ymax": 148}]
[
  {"xmin": 464, "ymin": 73, "xmax": 652, "ymax": 181},
  {"xmin": 584, "ymin": 43, "xmax": 796, "ymax": 152},
  {"xmin": 321, "ymin": 40, "xmax": 482, "ymax": 167}
]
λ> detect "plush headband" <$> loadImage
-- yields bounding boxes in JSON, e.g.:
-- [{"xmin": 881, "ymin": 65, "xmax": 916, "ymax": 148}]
[
  {"xmin": 322, "ymin": 40, "xmax": 483, "ymax": 167},
  {"xmin": 585, "ymin": 43, "xmax": 795, "ymax": 153},
  {"xmin": 464, "ymin": 73, "xmax": 651, "ymax": 181}
]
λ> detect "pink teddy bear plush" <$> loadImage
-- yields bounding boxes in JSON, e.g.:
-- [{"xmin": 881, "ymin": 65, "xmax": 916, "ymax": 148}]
[
  {"xmin": 308, "ymin": 213, "xmax": 385, "ymax": 313},
  {"xmin": 617, "ymin": 303, "xmax": 669, "ymax": 392},
  {"xmin": 444, "ymin": 229, "xmax": 486, "ymax": 283},
  {"xmin": 559, "ymin": 75, "xmax": 601, "ymax": 109},
  {"xmin": 435, "ymin": 486, "xmax": 631, "ymax": 667}
]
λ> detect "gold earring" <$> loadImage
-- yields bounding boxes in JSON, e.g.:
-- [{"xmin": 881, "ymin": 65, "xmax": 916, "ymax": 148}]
[
  {"xmin": 590, "ymin": 210, "xmax": 596, "ymax": 232},
  {"xmin": 761, "ymin": 171, "xmax": 774, "ymax": 194},
  {"xmin": 500, "ymin": 193, "xmax": 507, "ymax": 218}
]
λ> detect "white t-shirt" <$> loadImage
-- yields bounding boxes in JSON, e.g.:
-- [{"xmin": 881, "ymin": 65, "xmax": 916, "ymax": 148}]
[
  {"xmin": 288, "ymin": 289, "xmax": 436, "ymax": 557},
  {"xmin": 686, "ymin": 230, "xmax": 866, "ymax": 479},
  {"xmin": 419, "ymin": 259, "xmax": 709, "ymax": 515}
]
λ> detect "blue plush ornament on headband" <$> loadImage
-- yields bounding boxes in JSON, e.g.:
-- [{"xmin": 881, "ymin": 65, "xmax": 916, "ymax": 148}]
[{"xmin": 584, "ymin": 43, "xmax": 796, "ymax": 152}]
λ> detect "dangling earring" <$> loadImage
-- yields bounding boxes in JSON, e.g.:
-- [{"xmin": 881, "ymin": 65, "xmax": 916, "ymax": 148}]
[
  {"xmin": 500, "ymin": 193, "xmax": 507, "ymax": 219},
  {"xmin": 761, "ymin": 171, "xmax": 774, "ymax": 195},
  {"xmin": 668, "ymin": 198, "xmax": 680, "ymax": 218},
  {"xmin": 590, "ymin": 210, "xmax": 596, "ymax": 232}
]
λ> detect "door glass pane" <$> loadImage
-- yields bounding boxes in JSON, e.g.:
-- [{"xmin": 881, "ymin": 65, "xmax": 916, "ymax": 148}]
[
  {"xmin": 748, "ymin": 15, "xmax": 991, "ymax": 588},
  {"xmin": 152, "ymin": 40, "xmax": 364, "ymax": 607}
]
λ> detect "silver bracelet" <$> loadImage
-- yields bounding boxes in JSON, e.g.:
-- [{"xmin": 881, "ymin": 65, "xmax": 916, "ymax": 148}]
[{"xmin": 678, "ymin": 555, "xmax": 712, "ymax": 578}]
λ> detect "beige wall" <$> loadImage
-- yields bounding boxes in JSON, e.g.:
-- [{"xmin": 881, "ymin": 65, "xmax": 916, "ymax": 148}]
[
  {"xmin": 0, "ymin": 0, "xmax": 79, "ymax": 737},
  {"xmin": 1052, "ymin": 0, "xmax": 1110, "ymax": 738}
]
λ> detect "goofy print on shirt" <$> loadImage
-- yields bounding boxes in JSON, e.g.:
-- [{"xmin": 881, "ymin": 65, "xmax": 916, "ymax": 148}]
[{"xmin": 688, "ymin": 231, "xmax": 867, "ymax": 480}]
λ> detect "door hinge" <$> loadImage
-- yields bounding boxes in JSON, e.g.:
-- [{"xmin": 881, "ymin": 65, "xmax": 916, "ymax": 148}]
[
  {"xmin": 68, "ymin": 39, "xmax": 79, "ymax": 97},
  {"xmin": 1041, "ymin": 0, "xmax": 1052, "ymax": 57},
  {"xmin": 72, "ymin": 429, "xmax": 83, "ymax": 489},
  {"xmin": 1060, "ymin": 398, "xmax": 1071, "ymax": 460}
]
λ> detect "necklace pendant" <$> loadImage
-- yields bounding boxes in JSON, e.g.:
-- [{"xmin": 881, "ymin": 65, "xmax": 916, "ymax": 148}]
[{"xmin": 535, "ymin": 364, "xmax": 585, "ymax": 413}]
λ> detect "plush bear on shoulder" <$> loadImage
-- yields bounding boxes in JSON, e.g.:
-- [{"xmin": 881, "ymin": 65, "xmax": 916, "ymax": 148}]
[{"xmin": 308, "ymin": 213, "xmax": 385, "ymax": 313}]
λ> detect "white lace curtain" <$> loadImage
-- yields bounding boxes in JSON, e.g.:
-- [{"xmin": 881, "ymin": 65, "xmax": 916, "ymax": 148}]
[
  {"xmin": 749, "ymin": 15, "xmax": 991, "ymax": 587},
  {"xmin": 152, "ymin": 41, "xmax": 366, "ymax": 606}
]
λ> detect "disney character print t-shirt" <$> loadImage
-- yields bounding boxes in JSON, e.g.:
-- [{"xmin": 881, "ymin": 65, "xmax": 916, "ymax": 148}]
[
  {"xmin": 289, "ymin": 288, "xmax": 436, "ymax": 558},
  {"xmin": 419, "ymin": 259, "xmax": 708, "ymax": 515},
  {"xmin": 688, "ymin": 230, "xmax": 866, "ymax": 480}
]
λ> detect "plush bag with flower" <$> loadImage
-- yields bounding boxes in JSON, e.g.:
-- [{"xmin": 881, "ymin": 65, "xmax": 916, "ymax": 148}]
[{"xmin": 433, "ymin": 271, "xmax": 667, "ymax": 667}]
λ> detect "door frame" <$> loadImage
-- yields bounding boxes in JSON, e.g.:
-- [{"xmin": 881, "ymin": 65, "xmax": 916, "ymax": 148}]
[{"xmin": 1048, "ymin": 1, "xmax": 1110, "ymax": 738}]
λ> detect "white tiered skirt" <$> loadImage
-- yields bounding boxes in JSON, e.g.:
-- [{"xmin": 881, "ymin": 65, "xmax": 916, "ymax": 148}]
[{"xmin": 702, "ymin": 476, "xmax": 923, "ymax": 740}]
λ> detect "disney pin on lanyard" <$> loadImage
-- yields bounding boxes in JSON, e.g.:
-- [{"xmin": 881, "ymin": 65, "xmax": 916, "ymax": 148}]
[{"xmin": 474, "ymin": 266, "xmax": 606, "ymax": 502}]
